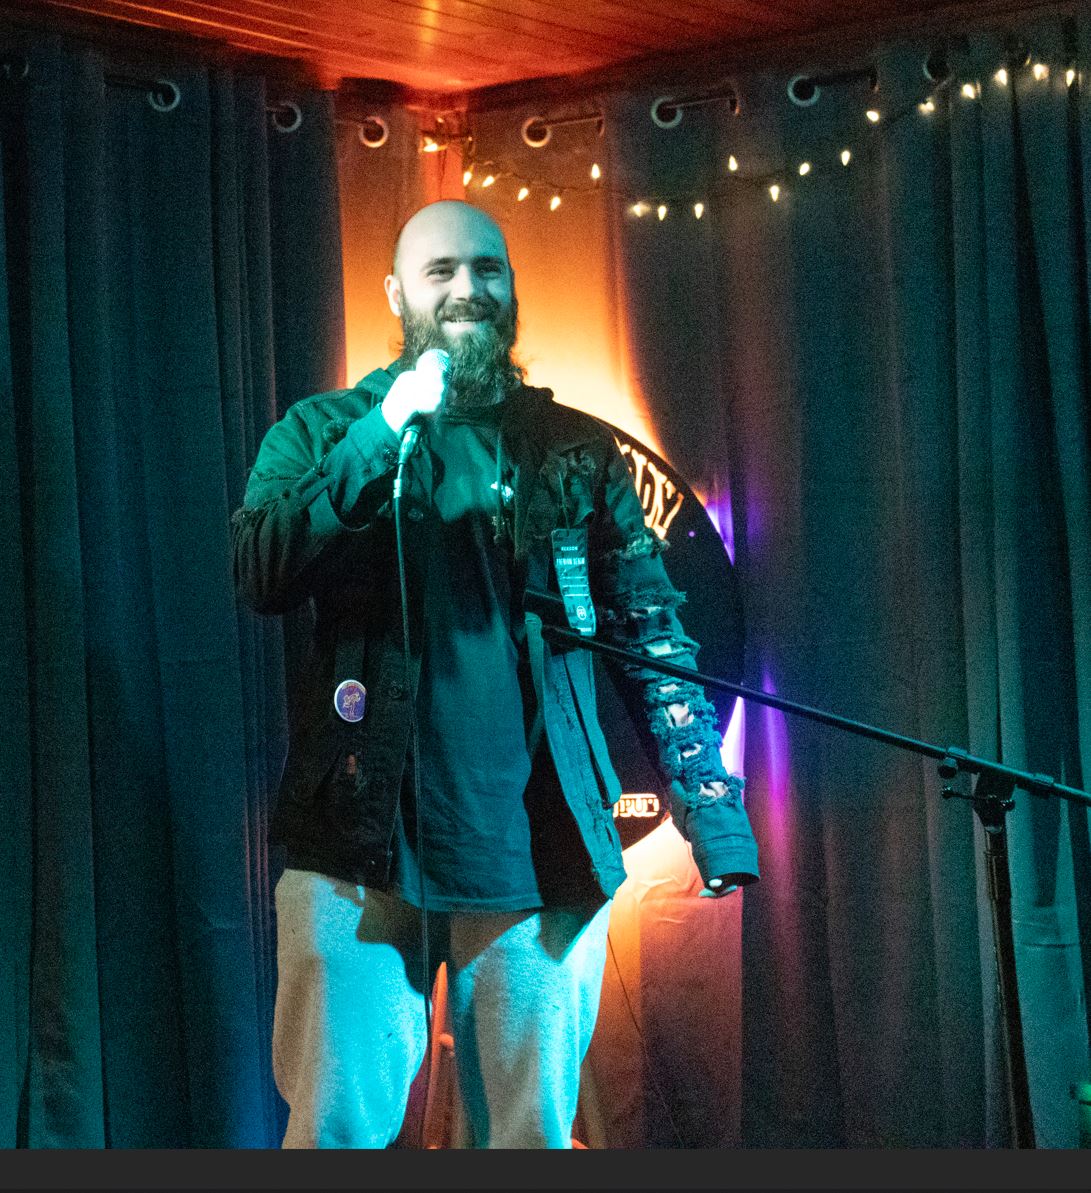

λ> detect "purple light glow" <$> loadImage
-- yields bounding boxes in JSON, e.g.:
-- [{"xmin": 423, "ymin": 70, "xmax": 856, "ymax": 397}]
[
  {"xmin": 720, "ymin": 696, "xmax": 745, "ymax": 778},
  {"xmin": 702, "ymin": 490, "xmax": 735, "ymax": 564},
  {"xmin": 761, "ymin": 669, "xmax": 792, "ymax": 830},
  {"xmin": 745, "ymin": 493, "xmax": 767, "ymax": 553}
]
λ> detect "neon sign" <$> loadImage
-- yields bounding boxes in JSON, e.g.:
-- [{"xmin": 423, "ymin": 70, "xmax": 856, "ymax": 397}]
[{"xmin": 616, "ymin": 439, "xmax": 685, "ymax": 540}]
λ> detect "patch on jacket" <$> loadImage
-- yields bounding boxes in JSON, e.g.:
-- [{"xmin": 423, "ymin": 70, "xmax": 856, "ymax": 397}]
[{"xmin": 321, "ymin": 417, "xmax": 354, "ymax": 450}]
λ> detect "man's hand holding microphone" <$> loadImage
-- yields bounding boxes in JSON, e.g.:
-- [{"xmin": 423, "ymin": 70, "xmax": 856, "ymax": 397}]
[
  {"xmin": 383, "ymin": 348, "xmax": 450, "ymax": 499},
  {"xmin": 381, "ymin": 349, "xmax": 450, "ymax": 441}
]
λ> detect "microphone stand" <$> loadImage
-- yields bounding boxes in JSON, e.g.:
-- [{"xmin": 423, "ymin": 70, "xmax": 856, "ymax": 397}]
[{"xmin": 524, "ymin": 592, "xmax": 1091, "ymax": 1149}]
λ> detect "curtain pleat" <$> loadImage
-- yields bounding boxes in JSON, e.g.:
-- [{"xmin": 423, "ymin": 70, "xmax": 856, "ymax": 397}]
[{"xmin": 1, "ymin": 28, "xmax": 345, "ymax": 1146}]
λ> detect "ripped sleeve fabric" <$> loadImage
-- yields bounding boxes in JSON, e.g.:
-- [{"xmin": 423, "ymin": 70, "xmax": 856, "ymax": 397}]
[{"xmin": 593, "ymin": 445, "xmax": 758, "ymax": 886}]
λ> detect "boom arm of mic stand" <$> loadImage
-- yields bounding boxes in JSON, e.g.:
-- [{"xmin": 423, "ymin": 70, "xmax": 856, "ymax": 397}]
[
  {"xmin": 528, "ymin": 590, "xmax": 1091, "ymax": 1150},
  {"xmin": 524, "ymin": 596, "xmax": 1091, "ymax": 810}
]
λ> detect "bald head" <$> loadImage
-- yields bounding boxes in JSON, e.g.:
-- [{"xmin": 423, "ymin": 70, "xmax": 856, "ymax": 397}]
[{"xmin": 391, "ymin": 200, "xmax": 510, "ymax": 280}]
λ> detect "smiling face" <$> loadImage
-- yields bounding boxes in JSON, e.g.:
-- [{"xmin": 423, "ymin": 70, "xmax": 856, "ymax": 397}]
[{"xmin": 385, "ymin": 201, "xmax": 522, "ymax": 407}]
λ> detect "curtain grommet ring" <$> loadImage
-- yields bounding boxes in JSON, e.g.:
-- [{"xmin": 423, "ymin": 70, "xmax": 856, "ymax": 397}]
[
  {"xmin": 359, "ymin": 115, "xmax": 388, "ymax": 148},
  {"xmin": 2, "ymin": 53, "xmax": 29, "ymax": 82},
  {"xmin": 650, "ymin": 96, "xmax": 683, "ymax": 128},
  {"xmin": 147, "ymin": 78, "xmax": 180, "ymax": 112},
  {"xmin": 923, "ymin": 52, "xmax": 951, "ymax": 84},
  {"xmin": 787, "ymin": 75, "xmax": 820, "ymax": 106},
  {"xmin": 521, "ymin": 116, "xmax": 550, "ymax": 148},
  {"xmin": 270, "ymin": 101, "xmax": 303, "ymax": 134}
]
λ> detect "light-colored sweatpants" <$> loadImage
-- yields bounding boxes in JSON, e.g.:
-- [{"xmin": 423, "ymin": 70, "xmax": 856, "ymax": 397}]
[{"xmin": 272, "ymin": 868, "xmax": 611, "ymax": 1149}]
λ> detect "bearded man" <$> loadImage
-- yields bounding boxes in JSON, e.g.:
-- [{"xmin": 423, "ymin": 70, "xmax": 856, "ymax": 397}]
[{"xmin": 232, "ymin": 200, "xmax": 759, "ymax": 1148}]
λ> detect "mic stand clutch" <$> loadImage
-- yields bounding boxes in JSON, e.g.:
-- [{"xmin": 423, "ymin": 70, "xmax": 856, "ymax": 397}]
[
  {"xmin": 523, "ymin": 588, "xmax": 1091, "ymax": 1149},
  {"xmin": 393, "ymin": 419, "xmax": 423, "ymax": 500}
]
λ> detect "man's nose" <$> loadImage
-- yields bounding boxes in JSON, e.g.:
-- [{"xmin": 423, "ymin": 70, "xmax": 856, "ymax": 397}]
[{"xmin": 448, "ymin": 263, "xmax": 483, "ymax": 299}]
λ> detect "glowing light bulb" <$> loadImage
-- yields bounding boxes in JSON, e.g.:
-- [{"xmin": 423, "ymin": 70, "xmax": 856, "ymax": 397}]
[
  {"xmin": 1066, "ymin": 68, "xmax": 1076, "ymax": 87},
  {"xmin": 517, "ymin": 186, "xmax": 530, "ymax": 201},
  {"xmin": 995, "ymin": 68, "xmax": 1009, "ymax": 86},
  {"xmin": 462, "ymin": 167, "xmax": 474, "ymax": 185},
  {"xmin": 550, "ymin": 194, "xmax": 562, "ymax": 211},
  {"xmin": 590, "ymin": 162, "xmax": 601, "ymax": 181},
  {"xmin": 961, "ymin": 82, "xmax": 978, "ymax": 100},
  {"xmin": 798, "ymin": 161, "xmax": 811, "ymax": 176},
  {"xmin": 919, "ymin": 99, "xmax": 936, "ymax": 114},
  {"xmin": 420, "ymin": 135, "xmax": 441, "ymax": 153},
  {"xmin": 769, "ymin": 184, "xmax": 780, "ymax": 202},
  {"xmin": 481, "ymin": 174, "xmax": 496, "ymax": 188},
  {"xmin": 840, "ymin": 149, "xmax": 852, "ymax": 166},
  {"xmin": 657, "ymin": 204, "xmax": 667, "ymax": 220},
  {"xmin": 693, "ymin": 202, "xmax": 705, "ymax": 219},
  {"xmin": 866, "ymin": 109, "xmax": 881, "ymax": 123},
  {"xmin": 728, "ymin": 155, "xmax": 739, "ymax": 172},
  {"xmin": 1033, "ymin": 63, "xmax": 1049, "ymax": 81},
  {"xmin": 631, "ymin": 201, "xmax": 649, "ymax": 217}
]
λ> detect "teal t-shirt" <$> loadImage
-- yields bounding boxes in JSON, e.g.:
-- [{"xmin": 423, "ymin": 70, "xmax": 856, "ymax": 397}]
[{"xmin": 392, "ymin": 403, "xmax": 555, "ymax": 911}]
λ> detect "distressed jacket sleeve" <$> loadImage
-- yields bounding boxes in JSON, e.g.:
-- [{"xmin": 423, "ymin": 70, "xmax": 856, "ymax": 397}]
[
  {"xmin": 592, "ymin": 438, "xmax": 759, "ymax": 887},
  {"xmin": 231, "ymin": 402, "xmax": 401, "ymax": 613}
]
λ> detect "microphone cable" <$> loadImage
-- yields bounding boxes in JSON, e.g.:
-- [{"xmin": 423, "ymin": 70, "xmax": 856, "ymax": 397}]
[{"xmin": 392, "ymin": 421, "xmax": 434, "ymax": 1135}]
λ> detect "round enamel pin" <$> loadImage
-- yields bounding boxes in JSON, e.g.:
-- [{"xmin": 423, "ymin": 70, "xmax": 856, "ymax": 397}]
[{"xmin": 334, "ymin": 680, "xmax": 367, "ymax": 723}]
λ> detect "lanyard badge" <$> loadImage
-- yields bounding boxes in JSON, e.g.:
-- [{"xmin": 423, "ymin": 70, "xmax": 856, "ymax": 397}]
[{"xmin": 551, "ymin": 527, "xmax": 596, "ymax": 636}]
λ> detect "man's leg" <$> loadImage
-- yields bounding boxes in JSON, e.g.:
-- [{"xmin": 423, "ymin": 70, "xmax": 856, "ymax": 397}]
[
  {"xmin": 272, "ymin": 868, "xmax": 436, "ymax": 1148},
  {"xmin": 445, "ymin": 901, "xmax": 611, "ymax": 1148}
]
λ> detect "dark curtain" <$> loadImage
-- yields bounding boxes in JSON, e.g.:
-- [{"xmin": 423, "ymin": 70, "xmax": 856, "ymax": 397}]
[
  {"xmin": 603, "ymin": 10, "xmax": 1091, "ymax": 1147},
  {"xmin": 0, "ymin": 29, "xmax": 344, "ymax": 1146}
]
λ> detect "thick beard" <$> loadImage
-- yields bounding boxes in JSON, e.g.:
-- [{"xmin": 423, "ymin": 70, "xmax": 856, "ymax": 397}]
[{"xmin": 399, "ymin": 295, "xmax": 523, "ymax": 409}]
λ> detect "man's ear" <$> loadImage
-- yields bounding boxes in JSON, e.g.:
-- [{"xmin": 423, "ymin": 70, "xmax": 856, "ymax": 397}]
[{"xmin": 384, "ymin": 273, "xmax": 402, "ymax": 318}]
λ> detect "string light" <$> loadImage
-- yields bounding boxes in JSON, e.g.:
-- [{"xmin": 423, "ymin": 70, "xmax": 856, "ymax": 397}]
[
  {"xmin": 1066, "ymin": 68, "xmax": 1076, "ymax": 87},
  {"xmin": 456, "ymin": 53, "xmax": 1051, "ymax": 224},
  {"xmin": 420, "ymin": 134, "xmax": 443, "ymax": 153}
]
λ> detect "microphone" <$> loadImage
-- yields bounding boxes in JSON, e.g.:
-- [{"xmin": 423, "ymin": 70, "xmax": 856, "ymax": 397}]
[{"xmin": 397, "ymin": 348, "xmax": 450, "ymax": 464}]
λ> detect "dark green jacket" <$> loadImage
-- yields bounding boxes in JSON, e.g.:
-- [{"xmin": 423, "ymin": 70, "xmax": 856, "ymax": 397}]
[{"xmin": 231, "ymin": 365, "xmax": 759, "ymax": 898}]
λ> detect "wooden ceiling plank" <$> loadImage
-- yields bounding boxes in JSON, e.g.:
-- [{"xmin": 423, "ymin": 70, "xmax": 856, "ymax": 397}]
[
  {"xmin": 78, "ymin": 0, "xmax": 620, "ymax": 66},
  {"xmin": 383, "ymin": 0, "xmax": 679, "ymax": 47},
  {"xmin": 221, "ymin": 0, "xmax": 658, "ymax": 54},
  {"xmin": 45, "ymin": 0, "xmax": 532, "ymax": 73},
  {"xmin": 74, "ymin": 0, "xmax": 660, "ymax": 75},
  {"xmin": 24, "ymin": 0, "xmax": 610, "ymax": 88},
  {"xmin": 523, "ymin": 0, "xmax": 794, "ymax": 33},
  {"xmin": 419, "ymin": 0, "xmax": 738, "ymax": 37}
]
